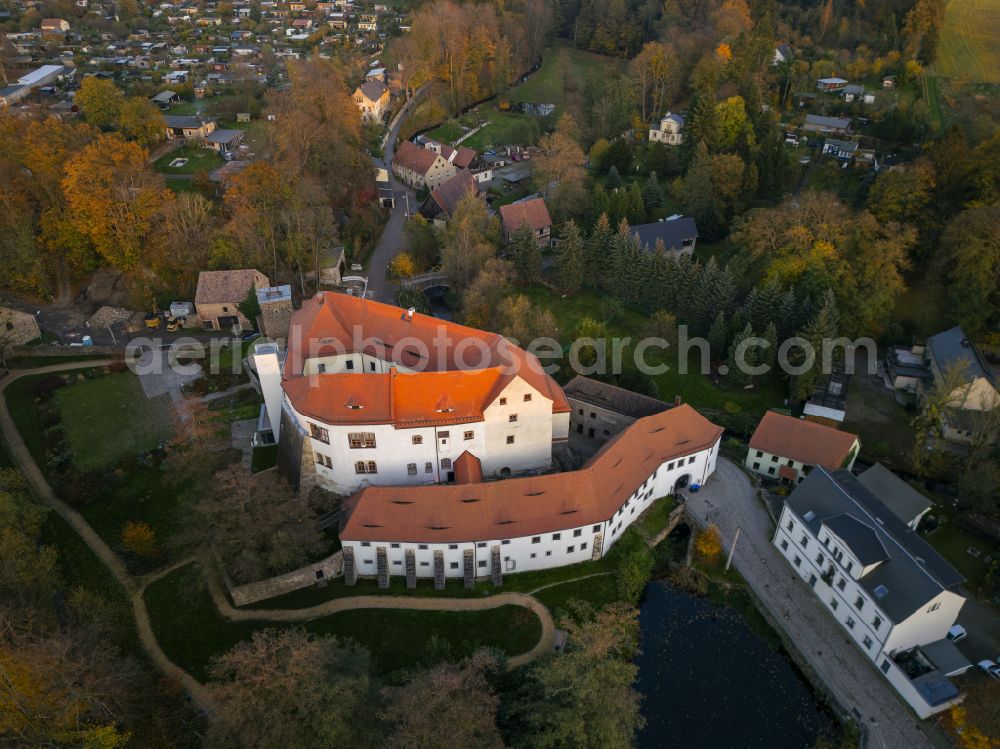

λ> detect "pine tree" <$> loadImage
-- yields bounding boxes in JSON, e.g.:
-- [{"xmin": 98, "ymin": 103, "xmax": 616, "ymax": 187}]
[
  {"xmin": 761, "ymin": 321, "xmax": 778, "ymax": 370},
  {"xmin": 592, "ymin": 185, "xmax": 610, "ymax": 225},
  {"xmin": 555, "ymin": 220, "xmax": 585, "ymax": 293},
  {"xmin": 674, "ymin": 254, "xmax": 701, "ymax": 323},
  {"xmin": 712, "ymin": 262, "xmax": 738, "ymax": 315},
  {"xmin": 587, "ymin": 213, "xmax": 613, "ymax": 282},
  {"xmin": 707, "ymin": 310, "xmax": 729, "ymax": 360},
  {"xmin": 510, "ymin": 224, "xmax": 541, "ymax": 285},
  {"xmin": 625, "ymin": 181, "xmax": 646, "ymax": 224},
  {"xmin": 688, "ymin": 255, "xmax": 722, "ymax": 333},
  {"xmin": 607, "ymin": 219, "xmax": 635, "ymax": 299},
  {"xmin": 726, "ymin": 322, "xmax": 758, "ymax": 387},
  {"xmin": 777, "ymin": 287, "xmax": 798, "ymax": 338},
  {"xmin": 606, "ymin": 165, "xmax": 622, "ymax": 190},
  {"xmin": 642, "ymin": 172, "xmax": 663, "ymax": 217},
  {"xmin": 682, "ymin": 89, "xmax": 717, "ymax": 164},
  {"xmin": 791, "ymin": 292, "xmax": 840, "ymax": 400}
]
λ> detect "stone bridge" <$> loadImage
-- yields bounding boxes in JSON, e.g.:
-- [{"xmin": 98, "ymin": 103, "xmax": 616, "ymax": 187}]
[{"xmin": 400, "ymin": 271, "xmax": 450, "ymax": 291}]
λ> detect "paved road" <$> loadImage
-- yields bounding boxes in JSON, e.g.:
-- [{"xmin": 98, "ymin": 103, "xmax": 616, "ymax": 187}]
[{"xmin": 686, "ymin": 459, "xmax": 934, "ymax": 749}]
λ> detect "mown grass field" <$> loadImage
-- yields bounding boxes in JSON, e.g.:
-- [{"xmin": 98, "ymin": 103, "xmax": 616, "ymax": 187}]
[
  {"xmin": 510, "ymin": 41, "xmax": 626, "ymax": 110},
  {"xmin": 55, "ymin": 372, "xmax": 172, "ymax": 471},
  {"xmin": 937, "ymin": 0, "xmax": 1000, "ymax": 83},
  {"xmin": 153, "ymin": 143, "xmax": 225, "ymax": 175}
]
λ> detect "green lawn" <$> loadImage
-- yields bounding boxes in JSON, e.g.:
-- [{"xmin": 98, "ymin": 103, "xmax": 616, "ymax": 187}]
[
  {"xmin": 55, "ymin": 372, "xmax": 172, "ymax": 472},
  {"xmin": 457, "ymin": 110, "xmax": 540, "ymax": 151},
  {"xmin": 4, "ymin": 373, "xmax": 53, "ymax": 465},
  {"xmin": 145, "ymin": 563, "xmax": 543, "ymax": 679},
  {"xmin": 165, "ymin": 177, "xmax": 201, "ymax": 194},
  {"xmin": 153, "ymin": 144, "xmax": 225, "ymax": 175},
  {"xmin": 924, "ymin": 506, "xmax": 996, "ymax": 591},
  {"xmin": 937, "ymin": 0, "xmax": 1000, "ymax": 83},
  {"xmin": 510, "ymin": 41, "xmax": 625, "ymax": 112}
]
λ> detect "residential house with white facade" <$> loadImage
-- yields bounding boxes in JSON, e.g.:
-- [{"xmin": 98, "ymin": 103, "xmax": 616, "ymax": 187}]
[
  {"xmin": 773, "ymin": 468, "xmax": 966, "ymax": 718},
  {"xmin": 923, "ymin": 326, "xmax": 1000, "ymax": 445},
  {"xmin": 648, "ymin": 112, "xmax": 685, "ymax": 145},
  {"xmin": 746, "ymin": 411, "xmax": 860, "ymax": 483},
  {"xmin": 340, "ymin": 403, "xmax": 722, "ymax": 584},
  {"xmin": 353, "ymin": 78, "xmax": 389, "ymax": 122},
  {"xmin": 392, "ymin": 140, "xmax": 457, "ymax": 190}
]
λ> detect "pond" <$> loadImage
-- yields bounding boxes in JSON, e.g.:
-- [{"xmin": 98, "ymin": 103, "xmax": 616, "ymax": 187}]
[{"xmin": 635, "ymin": 581, "xmax": 839, "ymax": 749}]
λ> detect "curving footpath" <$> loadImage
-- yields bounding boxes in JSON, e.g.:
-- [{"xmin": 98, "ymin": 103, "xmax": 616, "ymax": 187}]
[
  {"xmin": 0, "ymin": 362, "xmax": 562, "ymax": 713},
  {"xmin": 203, "ymin": 563, "xmax": 556, "ymax": 669}
]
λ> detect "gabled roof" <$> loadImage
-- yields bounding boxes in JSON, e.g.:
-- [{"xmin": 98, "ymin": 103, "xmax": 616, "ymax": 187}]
[
  {"xmin": 563, "ymin": 375, "xmax": 669, "ymax": 420},
  {"xmin": 823, "ymin": 513, "xmax": 888, "ymax": 565},
  {"xmin": 341, "ymin": 404, "xmax": 723, "ymax": 543},
  {"xmin": 499, "ymin": 198, "xmax": 551, "ymax": 233},
  {"xmin": 630, "ymin": 216, "xmax": 698, "ymax": 252},
  {"xmin": 358, "ymin": 78, "xmax": 387, "ymax": 102},
  {"xmin": 393, "ymin": 140, "xmax": 440, "ymax": 175},
  {"xmin": 164, "ymin": 114, "xmax": 212, "ymax": 129},
  {"xmin": 425, "ymin": 169, "xmax": 477, "ymax": 217},
  {"xmin": 926, "ymin": 326, "xmax": 994, "ymax": 384},
  {"xmin": 749, "ymin": 411, "xmax": 859, "ymax": 469},
  {"xmin": 857, "ymin": 463, "xmax": 931, "ymax": 527},
  {"xmin": 195, "ymin": 269, "xmax": 266, "ymax": 304},
  {"xmin": 805, "ymin": 114, "xmax": 850, "ymax": 130},
  {"xmin": 783, "ymin": 468, "xmax": 965, "ymax": 623}
]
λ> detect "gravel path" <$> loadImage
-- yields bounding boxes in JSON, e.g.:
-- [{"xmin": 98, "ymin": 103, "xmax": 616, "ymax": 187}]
[{"xmin": 686, "ymin": 459, "xmax": 935, "ymax": 749}]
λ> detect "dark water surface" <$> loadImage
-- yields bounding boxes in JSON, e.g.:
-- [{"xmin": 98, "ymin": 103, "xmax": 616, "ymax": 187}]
[{"xmin": 635, "ymin": 581, "xmax": 838, "ymax": 749}]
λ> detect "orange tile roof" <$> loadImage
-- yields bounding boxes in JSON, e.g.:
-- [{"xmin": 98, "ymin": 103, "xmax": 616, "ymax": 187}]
[
  {"xmin": 340, "ymin": 404, "xmax": 723, "ymax": 543},
  {"xmin": 749, "ymin": 411, "xmax": 859, "ymax": 470},
  {"xmin": 282, "ymin": 293, "xmax": 570, "ymax": 425},
  {"xmin": 499, "ymin": 198, "xmax": 551, "ymax": 234},
  {"xmin": 394, "ymin": 140, "xmax": 440, "ymax": 175}
]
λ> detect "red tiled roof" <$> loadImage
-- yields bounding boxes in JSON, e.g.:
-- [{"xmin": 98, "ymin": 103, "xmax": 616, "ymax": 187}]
[
  {"xmin": 340, "ymin": 404, "xmax": 723, "ymax": 542},
  {"xmin": 394, "ymin": 140, "xmax": 439, "ymax": 175},
  {"xmin": 281, "ymin": 293, "xmax": 570, "ymax": 424},
  {"xmin": 499, "ymin": 198, "xmax": 551, "ymax": 233},
  {"xmin": 452, "ymin": 146, "xmax": 476, "ymax": 169},
  {"xmin": 749, "ymin": 411, "xmax": 859, "ymax": 470}
]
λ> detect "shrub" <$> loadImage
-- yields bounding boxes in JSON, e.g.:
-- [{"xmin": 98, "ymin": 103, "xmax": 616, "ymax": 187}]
[
  {"xmin": 617, "ymin": 547, "xmax": 654, "ymax": 605},
  {"xmin": 388, "ymin": 251, "xmax": 418, "ymax": 279},
  {"xmin": 31, "ymin": 375, "xmax": 67, "ymax": 399},
  {"xmin": 694, "ymin": 524, "xmax": 723, "ymax": 560},
  {"xmin": 109, "ymin": 360, "xmax": 128, "ymax": 373},
  {"xmin": 121, "ymin": 521, "xmax": 159, "ymax": 558}
]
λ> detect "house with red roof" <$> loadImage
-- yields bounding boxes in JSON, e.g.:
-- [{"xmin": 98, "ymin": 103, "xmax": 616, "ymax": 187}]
[
  {"xmin": 253, "ymin": 292, "xmax": 573, "ymax": 495},
  {"xmin": 746, "ymin": 410, "xmax": 860, "ymax": 484},
  {"xmin": 418, "ymin": 169, "xmax": 479, "ymax": 227},
  {"xmin": 499, "ymin": 197, "xmax": 552, "ymax": 247},
  {"xmin": 392, "ymin": 140, "xmax": 457, "ymax": 190}
]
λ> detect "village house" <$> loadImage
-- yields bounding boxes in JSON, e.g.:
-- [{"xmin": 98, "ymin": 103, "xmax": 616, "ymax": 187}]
[
  {"xmin": 338, "ymin": 403, "xmax": 721, "ymax": 586},
  {"xmin": 773, "ymin": 467, "xmax": 966, "ymax": 719},
  {"xmin": 499, "ymin": 198, "xmax": 552, "ymax": 247},
  {"xmin": 150, "ymin": 89, "xmax": 181, "ymax": 109},
  {"xmin": 40, "ymin": 17, "xmax": 70, "ymax": 32},
  {"xmin": 648, "ymin": 112, "xmax": 685, "ymax": 145},
  {"xmin": 163, "ymin": 114, "xmax": 217, "ymax": 140},
  {"xmin": 816, "ymin": 77, "xmax": 849, "ymax": 92},
  {"xmin": 629, "ymin": 215, "xmax": 699, "ymax": 257},
  {"xmin": 194, "ymin": 269, "xmax": 270, "ymax": 331},
  {"xmin": 772, "ymin": 43, "xmax": 793, "ymax": 65},
  {"xmin": 802, "ymin": 114, "xmax": 851, "ymax": 136},
  {"xmin": 392, "ymin": 140, "xmax": 456, "ymax": 190},
  {"xmin": 855, "ymin": 463, "xmax": 932, "ymax": 531},
  {"xmin": 563, "ymin": 375, "xmax": 670, "ymax": 444},
  {"xmin": 418, "ymin": 169, "xmax": 479, "ymax": 227},
  {"xmin": 746, "ymin": 411, "xmax": 860, "ymax": 484},
  {"xmin": 203, "ymin": 128, "xmax": 245, "ymax": 154},
  {"xmin": 822, "ymin": 138, "xmax": 859, "ymax": 161},
  {"xmin": 922, "ymin": 326, "xmax": 1000, "ymax": 445},
  {"xmin": 252, "ymin": 292, "xmax": 574, "ymax": 495}
]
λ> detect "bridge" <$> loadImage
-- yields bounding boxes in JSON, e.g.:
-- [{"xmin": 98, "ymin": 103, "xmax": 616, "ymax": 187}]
[{"xmin": 400, "ymin": 271, "xmax": 450, "ymax": 291}]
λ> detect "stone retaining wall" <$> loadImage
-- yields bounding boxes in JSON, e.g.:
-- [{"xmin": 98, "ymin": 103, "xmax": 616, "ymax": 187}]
[
  {"xmin": 10, "ymin": 344, "xmax": 123, "ymax": 358},
  {"xmin": 228, "ymin": 550, "xmax": 344, "ymax": 607}
]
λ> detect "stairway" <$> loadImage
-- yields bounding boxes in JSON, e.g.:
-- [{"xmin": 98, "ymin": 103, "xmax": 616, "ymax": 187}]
[
  {"xmin": 343, "ymin": 546, "xmax": 357, "ymax": 586},
  {"xmin": 376, "ymin": 546, "xmax": 389, "ymax": 589},
  {"xmin": 405, "ymin": 549, "xmax": 416, "ymax": 589},
  {"xmin": 490, "ymin": 545, "xmax": 503, "ymax": 587},
  {"xmin": 433, "ymin": 550, "xmax": 445, "ymax": 590},
  {"xmin": 463, "ymin": 548, "xmax": 475, "ymax": 589}
]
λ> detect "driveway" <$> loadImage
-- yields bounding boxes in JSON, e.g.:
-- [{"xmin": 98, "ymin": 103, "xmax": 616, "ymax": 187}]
[{"xmin": 687, "ymin": 459, "xmax": 935, "ymax": 749}]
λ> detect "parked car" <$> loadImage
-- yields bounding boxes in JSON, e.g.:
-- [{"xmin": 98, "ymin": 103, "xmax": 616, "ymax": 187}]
[
  {"xmin": 946, "ymin": 625, "xmax": 967, "ymax": 643},
  {"xmin": 977, "ymin": 660, "xmax": 1000, "ymax": 680},
  {"xmin": 241, "ymin": 331, "xmax": 260, "ymax": 342}
]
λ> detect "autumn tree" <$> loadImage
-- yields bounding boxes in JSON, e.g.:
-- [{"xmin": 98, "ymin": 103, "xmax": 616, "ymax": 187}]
[
  {"xmin": 206, "ymin": 629, "xmax": 377, "ymax": 749},
  {"xmin": 535, "ymin": 121, "xmax": 589, "ymax": 222},
  {"xmin": 629, "ymin": 41, "xmax": 677, "ymax": 122},
  {"xmin": 938, "ymin": 202, "xmax": 1000, "ymax": 334},
  {"xmin": 224, "ymin": 160, "xmax": 292, "ymax": 279},
  {"xmin": 496, "ymin": 294, "xmax": 557, "ymax": 344},
  {"xmin": 193, "ymin": 465, "xmax": 326, "ymax": 584},
  {"xmin": 506, "ymin": 603, "xmax": 643, "ymax": 749},
  {"xmin": 461, "ymin": 257, "xmax": 513, "ymax": 330},
  {"xmin": 681, "ymin": 141, "xmax": 749, "ymax": 240},
  {"xmin": 76, "ymin": 77, "xmax": 126, "ymax": 130},
  {"xmin": 695, "ymin": 523, "xmax": 723, "ymax": 560},
  {"xmin": 121, "ymin": 521, "xmax": 158, "ymax": 559},
  {"xmin": 403, "ymin": 213, "xmax": 441, "ymax": 270},
  {"xmin": 62, "ymin": 133, "xmax": 171, "ymax": 272},
  {"xmin": 382, "ymin": 649, "xmax": 505, "ymax": 749},
  {"xmin": 441, "ymin": 192, "xmax": 498, "ymax": 289}
]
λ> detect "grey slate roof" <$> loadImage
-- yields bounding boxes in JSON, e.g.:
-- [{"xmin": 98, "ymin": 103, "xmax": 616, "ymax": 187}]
[
  {"xmin": 823, "ymin": 513, "xmax": 888, "ymax": 565},
  {"xmin": 783, "ymin": 468, "xmax": 964, "ymax": 624},
  {"xmin": 920, "ymin": 639, "xmax": 971, "ymax": 677},
  {"xmin": 164, "ymin": 114, "xmax": 210, "ymax": 129},
  {"xmin": 857, "ymin": 463, "xmax": 931, "ymax": 527},
  {"xmin": 926, "ymin": 326, "xmax": 995, "ymax": 385},
  {"xmin": 563, "ymin": 376, "xmax": 669, "ymax": 420},
  {"xmin": 630, "ymin": 216, "xmax": 698, "ymax": 253}
]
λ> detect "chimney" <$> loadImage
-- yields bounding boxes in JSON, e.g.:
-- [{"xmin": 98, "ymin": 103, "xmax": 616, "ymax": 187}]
[
  {"xmin": 406, "ymin": 307, "xmax": 415, "ymax": 321},
  {"xmin": 674, "ymin": 395, "xmax": 682, "ymax": 407}
]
